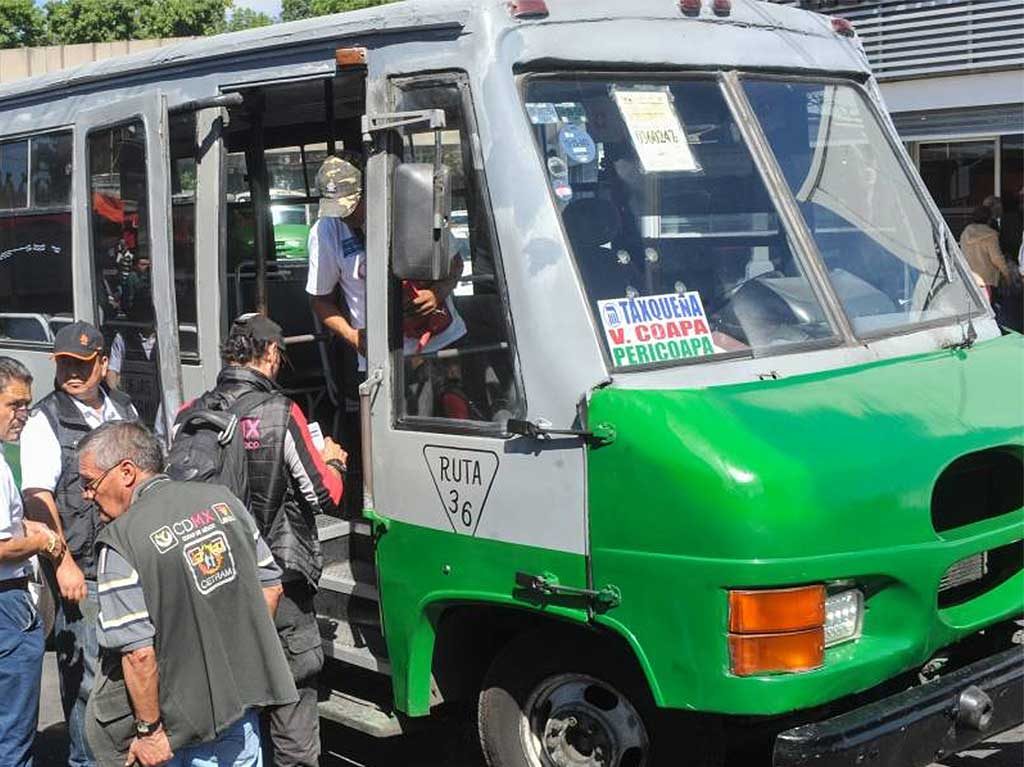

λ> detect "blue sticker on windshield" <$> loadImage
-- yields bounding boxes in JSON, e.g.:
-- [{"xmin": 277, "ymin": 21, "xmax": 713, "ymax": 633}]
[{"xmin": 559, "ymin": 124, "xmax": 597, "ymax": 166}]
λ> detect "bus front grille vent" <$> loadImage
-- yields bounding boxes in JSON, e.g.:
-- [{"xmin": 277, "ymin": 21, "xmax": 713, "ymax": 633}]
[
  {"xmin": 931, "ymin": 447, "xmax": 1023, "ymax": 533},
  {"xmin": 938, "ymin": 540, "xmax": 1023, "ymax": 609}
]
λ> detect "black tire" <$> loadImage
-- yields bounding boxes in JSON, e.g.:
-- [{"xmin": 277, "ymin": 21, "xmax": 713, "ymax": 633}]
[{"xmin": 477, "ymin": 628, "xmax": 724, "ymax": 767}]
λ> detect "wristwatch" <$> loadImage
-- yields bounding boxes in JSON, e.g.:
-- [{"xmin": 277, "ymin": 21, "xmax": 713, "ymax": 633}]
[
  {"xmin": 326, "ymin": 459, "xmax": 348, "ymax": 475},
  {"xmin": 134, "ymin": 717, "xmax": 163, "ymax": 737}
]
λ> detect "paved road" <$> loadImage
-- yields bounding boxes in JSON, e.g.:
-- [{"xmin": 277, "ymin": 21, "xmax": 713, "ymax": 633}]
[{"xmin": 35, "ymin": 651, "xmax": 1022, "ymax": 767}]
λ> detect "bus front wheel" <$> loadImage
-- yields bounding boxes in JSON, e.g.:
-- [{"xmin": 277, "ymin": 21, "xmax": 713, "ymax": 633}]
[{"xmin": 478, "ymin": 632, "xmax": 653, "ymax": 767}]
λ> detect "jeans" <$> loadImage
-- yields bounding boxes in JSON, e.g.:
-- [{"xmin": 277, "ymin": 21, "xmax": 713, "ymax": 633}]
[
  {"xmin": 168, "ymin": 709, "xmax": 262, "ymax": 767},
  {"xmin": 54, "ymin": 580, "xmax": 99, "ymax": 767},
  {"xmin": 0, "ymin": 587, "xmax": 44, "ymax": 767}
]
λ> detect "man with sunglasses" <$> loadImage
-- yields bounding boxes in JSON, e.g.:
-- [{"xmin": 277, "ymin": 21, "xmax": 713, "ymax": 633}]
[
  {"xmin": 177, "ymin": 313, "xmax": 347, "ymax": 767},
  {"xmin": 20, "ymin": 321, "xmax": 139, "ymax": 767},
  {"xmin": 0, "ymin": 357, "xmax": 66, "ymax": 766}
]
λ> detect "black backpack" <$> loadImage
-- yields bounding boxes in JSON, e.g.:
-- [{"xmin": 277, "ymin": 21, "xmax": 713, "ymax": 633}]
[{"xmin": 165, "ymin": 389, "xmax": 272, "ymax": 506}]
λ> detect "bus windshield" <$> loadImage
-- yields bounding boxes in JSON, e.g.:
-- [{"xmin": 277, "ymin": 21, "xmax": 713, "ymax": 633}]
[
  {"xmin": 523, "ymin": 75, "xmax": 977, "ymax": 370},
  {"xmin": 741, "ymin": 78, "xmax": 978, "ymax": 336}
]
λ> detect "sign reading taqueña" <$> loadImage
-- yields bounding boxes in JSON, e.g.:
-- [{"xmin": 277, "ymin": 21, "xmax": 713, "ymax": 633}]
[{"xmin": 597, "ymin": 291, "xmax": 716, "ymax": 367}]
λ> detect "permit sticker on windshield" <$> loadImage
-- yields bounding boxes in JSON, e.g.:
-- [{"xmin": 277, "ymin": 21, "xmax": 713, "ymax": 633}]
[
  {"xmin": 612, "ymin": 90, "xmax": 699, "ymax": 173},
  {"xmin": 598, "ymin": 292, "xmax": 715, "ymax": 367},
  {"xmin": 526, "ymin": 102, "xmax": 560, "ymax": 125}
]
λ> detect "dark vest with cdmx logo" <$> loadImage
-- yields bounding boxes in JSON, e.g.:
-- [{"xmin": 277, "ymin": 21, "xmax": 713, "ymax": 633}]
[
  {"xmin": 87, "ymin": 477, "xmax": 296, "ymax": 760},
  {"xmin": 34, "ymin": 386, "xmax": 137, "ymax": 579}
]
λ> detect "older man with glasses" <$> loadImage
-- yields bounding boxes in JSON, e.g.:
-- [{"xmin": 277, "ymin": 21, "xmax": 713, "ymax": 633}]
[
  {"xmin": 0, "ymin": 356, "xmax": 65, "ymax": 766},
  {"xmin": 79, "ymin": 420, "xmax": 297, "ymax": 767}
]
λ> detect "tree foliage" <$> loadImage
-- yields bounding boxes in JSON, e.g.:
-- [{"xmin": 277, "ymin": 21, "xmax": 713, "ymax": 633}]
[
  {"xmin": 0, "ymin": 0, "xmax": 47, "ymax": 48},
  {"xmin": 308, "ymin": 0, "xmax": 396, "ymax": 18},
  {"xmin": 44, "ymin": 0, "xmax": 143, "ymax": 44},
  {"xmin": 138, "ymin": 0, "xmax": 232, "ymax": 39},
  {"xmin": 225, "ymin": 6, "xmax": 274, "ymax": 32},
  {"xmin": 280, "ymin": 0, "xmax": 315, "ymax": 23}
]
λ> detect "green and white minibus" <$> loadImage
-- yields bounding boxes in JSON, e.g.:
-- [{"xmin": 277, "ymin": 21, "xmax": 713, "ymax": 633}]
[{"xmin": 1, "ymin": 1, "xmax": 1020, "ymax": 765}]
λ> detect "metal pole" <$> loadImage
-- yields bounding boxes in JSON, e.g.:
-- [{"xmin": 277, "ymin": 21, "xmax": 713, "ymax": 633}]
[
  {"xmin": 245, "ymin": 94, "xmax": 271, "ymax": 315},
  {"xmin": 325, "ymin": 79, "xmax": 336, "ymax": 156}
]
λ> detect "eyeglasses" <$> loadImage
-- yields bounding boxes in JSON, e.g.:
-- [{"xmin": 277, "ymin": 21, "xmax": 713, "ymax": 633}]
[{"xmin": 81, "ymin": 461, "xmax": 125, "ymax": 497}]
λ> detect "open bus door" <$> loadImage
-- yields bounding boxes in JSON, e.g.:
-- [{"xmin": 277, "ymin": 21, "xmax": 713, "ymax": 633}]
[{"xmin": 73, "ymin": 94, "xmax": 183, "ymax": 439}]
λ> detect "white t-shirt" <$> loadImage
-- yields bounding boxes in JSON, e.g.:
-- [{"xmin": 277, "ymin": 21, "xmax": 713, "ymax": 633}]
[
  {"xmin": 20, "ymin": 392, "xmax": 136, "ymax": 492},
  {"xmin": 0, "ymin": 452, "xmax": 28, "ymax": 580},
  {"xmin": 305, "ymin": 216, "xmax": 467, "ymax": 371}
]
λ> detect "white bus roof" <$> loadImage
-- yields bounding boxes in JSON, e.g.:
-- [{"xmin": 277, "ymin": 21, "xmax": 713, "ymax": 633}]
[{"xmin": 0, "ymin": 0, "xmax": 868, "ymax": 106}]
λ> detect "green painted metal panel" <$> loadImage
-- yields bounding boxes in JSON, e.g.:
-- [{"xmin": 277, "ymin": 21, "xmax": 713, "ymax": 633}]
[
  {"xmin": 587, "ymin": 333, "xmax": 1024, "ymax": 715},
  {"xmin": 375, "ymin": 519, "xmax": 589, "ymax": 716}
]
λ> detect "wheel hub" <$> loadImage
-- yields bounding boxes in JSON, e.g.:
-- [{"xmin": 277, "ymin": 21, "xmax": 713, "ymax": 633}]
[
  {"xmin": 521, "ymin": 673, "xmax": 649, "ymax": 767},
  {"xmin": 543, "ymin": 711, "xmax": 612, "ymax": 765}
]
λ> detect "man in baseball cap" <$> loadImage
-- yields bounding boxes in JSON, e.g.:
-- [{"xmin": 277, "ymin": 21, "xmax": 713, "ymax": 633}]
[
  {"xmin": 315, "ymin": 154, "xmax": 362, "ymax": 219},
  {"xmin": 20, "ymin": 319, "xmax": 139, "ymax": 767}
]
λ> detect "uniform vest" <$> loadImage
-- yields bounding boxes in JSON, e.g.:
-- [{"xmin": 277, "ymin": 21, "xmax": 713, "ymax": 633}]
[
  {"xmin": 90, "ymin": 477, "xmax": 297, "ymax": 760},
  {"xmin": 214, "ymin": 367, "xmax": 324, "ymax": 587},
  {"xmin": 34, "ymin": 387, "xmax": 136, "ymax": 579},
  {"xmin": 120, "ymin": 333, "xmax": 160, "ymax": 428}
]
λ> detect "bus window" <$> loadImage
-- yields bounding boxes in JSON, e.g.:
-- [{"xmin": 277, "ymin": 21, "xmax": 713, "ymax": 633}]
[
  {"xmin": 88, "ymin": 121, "xmax": 163, "ymax": 433},
  {"xmin": 169, "ymin": 112, "xmax": 199, "ymax": 359},
  {"xmin": 0, "ymin": 131, "xmax": 73, "ymax": 345},
  {"xmin": 391, "ymin": 79, "xmax": 523, "ymax": 427}
]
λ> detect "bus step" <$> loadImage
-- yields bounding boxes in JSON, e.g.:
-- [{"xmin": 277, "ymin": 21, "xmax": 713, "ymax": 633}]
[
  {"xmin": 316, "ymin": 515, "xmax": 374, "ymax": 564},
  {"xmin": 318, "ymin": 691, "xmax": 404, "ymax": 737},
  {"xmin": 319, "ymin": 560, "xmax": 378, "ymax": 600},
  {"xmin": 320, "ymin": 619, "xmax": 390, "ymax": 674},
  {"xmin": 315, "ymin": 590, "xmax": 381, "ymax": 626}
]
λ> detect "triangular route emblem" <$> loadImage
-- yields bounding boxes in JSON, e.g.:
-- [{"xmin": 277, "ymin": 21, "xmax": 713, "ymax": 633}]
[{"xmin": 423, "ymin": 446, "xmax": 499, "ymax": 536}]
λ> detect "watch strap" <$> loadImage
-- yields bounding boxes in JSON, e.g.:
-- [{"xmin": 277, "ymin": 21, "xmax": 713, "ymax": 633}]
[{"xmin": 134, "ymin": 717, "xmax": 163, "ymax": 736}]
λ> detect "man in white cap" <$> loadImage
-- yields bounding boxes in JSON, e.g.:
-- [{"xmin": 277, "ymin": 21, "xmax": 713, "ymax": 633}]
[{"xmin": 305, "ymin": 155, "xmax": 466, "ymax": 373}]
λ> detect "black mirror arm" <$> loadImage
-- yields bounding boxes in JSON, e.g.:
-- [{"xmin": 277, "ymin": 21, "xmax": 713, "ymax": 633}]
[{"xmin": 505, "ymin": 418, "xmax": 616, "ymax": 447}]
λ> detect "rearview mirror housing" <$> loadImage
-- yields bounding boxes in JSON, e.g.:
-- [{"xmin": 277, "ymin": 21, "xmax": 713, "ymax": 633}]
[{"xmin": 393, "ymin": 162, "xmax": 451, "ymax": 281}]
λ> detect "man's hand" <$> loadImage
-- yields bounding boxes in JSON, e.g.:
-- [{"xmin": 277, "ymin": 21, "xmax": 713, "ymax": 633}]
[
  {"xmin": 321, "ymin": 438, "xmax": 349, "ymax": 468},
  {"xmin": 125, "ymin": 729, "xmax": 172, "ymax": 767},
  {"xmin": 56, "ymin": 555, "xmax": 87, "ymax": 603},
  {"xmin": 24, "ymin": 520, "xmax": 64, "ymax": 560},
  {"xmin": 407, "ymin": 286, "xmax": 442, "ymax": 317}
]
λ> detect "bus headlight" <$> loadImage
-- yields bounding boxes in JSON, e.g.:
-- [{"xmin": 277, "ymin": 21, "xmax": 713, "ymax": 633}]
[{"xmin": 824, "ymin": 589, "xmax": 863, "ymax": 647}]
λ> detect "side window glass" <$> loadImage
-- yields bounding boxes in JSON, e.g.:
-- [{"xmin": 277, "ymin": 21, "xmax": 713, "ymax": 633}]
[
  {"xmin": 392, "ymin": 80, "xmax": 523, "ymax": 427},
  {"xmin": 0, "ymin": 132, "xmax": 73, "ymax": 345},
  {"xmin": 170, "ymin": 112, "xmax": 199, "ymax": 358},
  {"xmin": 88, "ymin": 121, "xmax": 163, "ymax": 432}
]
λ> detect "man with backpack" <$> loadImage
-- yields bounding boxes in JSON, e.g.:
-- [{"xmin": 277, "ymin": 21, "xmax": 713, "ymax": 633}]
[{"xmin": 169, "ymin": 313, "xmax": 346, "ymax": 767}]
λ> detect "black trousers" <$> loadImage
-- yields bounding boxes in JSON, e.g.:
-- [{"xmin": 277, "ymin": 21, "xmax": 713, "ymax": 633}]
[{"xmin": 266, "ymin": 581, "xmax": 324, "ymax": 767}]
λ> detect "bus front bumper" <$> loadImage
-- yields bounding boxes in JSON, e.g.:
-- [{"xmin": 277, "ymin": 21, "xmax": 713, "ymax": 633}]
[{"xmin": 773, "ymin": 646, "xmax": 1023, "ymax": 767}]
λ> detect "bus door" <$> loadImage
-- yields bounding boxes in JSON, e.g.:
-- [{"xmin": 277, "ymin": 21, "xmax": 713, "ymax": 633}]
[
  {"xmin": 363, "ymin": 74, "xmax": 589, "ymax": 614},
  {"xmin": 74, "ymin": 94, "xmax": 183, "ymax": 439}
]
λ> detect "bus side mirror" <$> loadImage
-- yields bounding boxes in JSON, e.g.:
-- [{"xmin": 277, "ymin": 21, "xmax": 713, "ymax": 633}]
[{"xmin": 393, "ymin": 162, "xmax": 451, "ymax": 281}]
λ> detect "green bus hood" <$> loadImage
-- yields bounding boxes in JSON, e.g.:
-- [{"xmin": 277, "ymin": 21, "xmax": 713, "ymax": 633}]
[{"xmin": 587, "ymin": 333, "xmax": 1024, "ymax": 714}]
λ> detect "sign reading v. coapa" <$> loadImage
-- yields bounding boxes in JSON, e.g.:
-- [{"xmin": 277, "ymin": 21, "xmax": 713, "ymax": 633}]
[{"xmin": 598, "ymin": 291, "xmax": 716, "ymax": 367}]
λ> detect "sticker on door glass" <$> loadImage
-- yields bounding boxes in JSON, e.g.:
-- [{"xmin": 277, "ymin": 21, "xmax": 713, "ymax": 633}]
[
  {"xmin": 598, "ymin": 292, "xmax": 715, "ymax": 367},
  {"xmin": 612, "ymin": 89, "xmax": 699, "ymax": 173}
]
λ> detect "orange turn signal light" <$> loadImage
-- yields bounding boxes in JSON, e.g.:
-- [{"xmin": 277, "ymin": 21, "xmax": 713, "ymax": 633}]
[
  {"xmin": 728, "ymin": 585, "xmax": 825, "ymax": 634},
  {"xmin": 729, "ymin": 629, "xmax": 825, "ymax": 676}
]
